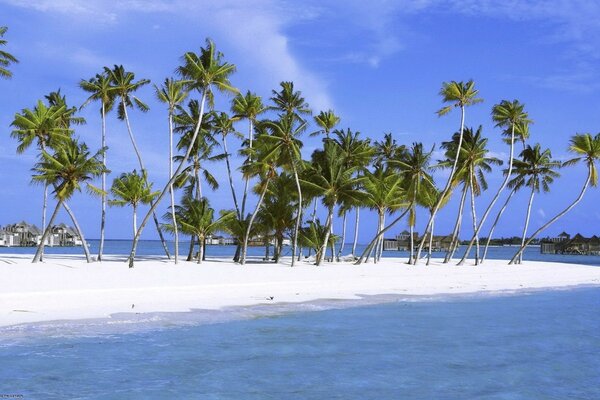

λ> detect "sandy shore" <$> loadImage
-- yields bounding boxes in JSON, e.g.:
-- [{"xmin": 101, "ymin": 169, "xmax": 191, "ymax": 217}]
[{"xmin": 1, "ymin": 254, "xmax": 599, "ymax": 327}]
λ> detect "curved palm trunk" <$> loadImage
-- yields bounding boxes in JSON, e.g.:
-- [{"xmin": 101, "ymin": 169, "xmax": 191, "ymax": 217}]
[
  {"xmin": 62, "ymin": 202, "xmax": 92, "ymax": 263},
  {"xmin": 509, "ymin": 164, "xmax": 592, "ymax": 264},
  {"xmin": 132, "ymin": 204, "xmax": 137, "ymax": 238},
  {"xmin": 482, "ymin": 187, "xmax": 517, "ymax": 262},
  {"xmin": 458, "ymin": 125, "xmax": 517, "ymax": 265},
  {"xmin": 415, "ymin": 106, "xmax": 466, "ymax": 264},
  {"xmin": 222, "ymin": 135, "xmax": 241, "ymax": 219},
  {"xmin": 469, "ymin": 169, "xmax": 481, "ymax": 264},
  {"xmin": 351, "ymin": 207, "xmax": 360, "ymax": 257},
  {"xmin": 240, "ymin": 177, "xmax": 271, "ymax": 265},
  {"xmin": 426, "ymin": 215, "xmax": 435, "ymax": 265},
  {"xmin": 33, "ymin": 199, "xmax": 63, "ymax": 263},
  {"xmin": 240, "ymin": 119, "xmax": 254, "ymax": 218},
  {"xmin": 356, "ymin": 206, "xmax": 411, "ymax": 265},
  {"xmin": 168, "ymin": 109, "xmax": 179, "ymax": 264},
  {"xmin": 129, "ymin": 91, "xmax": 207, "ymax": 267},
  {"xmin": 40, "ymin": 184, "xmax": 48, "ymax": 260},
  {"xmin": 98, "ymin": 102, "xmax": 107, "ymax": 262},
  {"xmin": 444, "ymin": 183, "xmax": 468, "ymax": 263},
  {"xmin": 121, "ymin": 100, "xmax": 171, "ymax": 260},
  {"xmin": 518, "ymin": 188, "xmax": 535, "ymax": 264},
  {"xmin": 317, "ymin": 205, "xmax": 334, "ymax": 266},
  {"xmin": 307, "ymin": 198, "xmax": 318, "ymax": 257},
  {"xmin": 289, "ymin": 153, "xmax": 302, "ymax": 267},
  {"xmin": 337, "ymin": 211, "xmax": 347, "ymax": 261}
]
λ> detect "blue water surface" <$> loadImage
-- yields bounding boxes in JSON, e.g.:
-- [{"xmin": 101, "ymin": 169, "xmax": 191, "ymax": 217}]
[{"xmin": 1, "ymin": 288, "xmax": 599, "ymax": 399}]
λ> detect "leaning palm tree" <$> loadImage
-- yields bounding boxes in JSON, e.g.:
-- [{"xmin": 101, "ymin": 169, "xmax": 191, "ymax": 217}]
[
  {"xmin": 109, "ymin": 170, "xmax": 159, "ymax": 238},
  {"xmin": 31, "ymin": 139, "xmax": 106, "ymax": 263},
  {"xmin": 0, "ymin": 26, "xmax": 18, "ymax": 78},
  {"xmin": 165, "ymin": 197, "xmax": 235, "ymax": 263},
  {"xmin": 154, "ymin": 78, "xmax": 189, "ymax": 264},
  {"xmin": 458, "ymin": 100, "xmax": 531, "ymax": 265},
  {"xmin": 509, "ymin": 144, "xmax": 561, "ymax": 264},
  {"xmin": 129, "ymin": 39, "xmax": 237, "ymax": 267},
  {"xmin": 212, "ymin": 111, "xmax": 243, "ymax": 218},
  {"xmin": 231, "ymin": 91, "xmax": 265, "ymax": 217},
  {"xmin": 105, "ymin": 64, "xmax": 171, "ymax": 259},
  {"xmin": 312, "ymin": 110, "xmax": 340, "ymax": 139},
  {"xmin": 79, "ymin": 72, "xmax": 116, "ymax": 261},
  {"xmin": 509, "ymin": 133, "xmax": 600, "ymax": 264},
  {"xmin": 414, "ymin": 80, "xmax": 482, "ymax": 264},
  {"xmin": 302, "ymin": 142, "xmax": 368, "ymax": 265},
  {"xmin": 261, "ymin": 116, "xmax": 307, "ymax": 266}
]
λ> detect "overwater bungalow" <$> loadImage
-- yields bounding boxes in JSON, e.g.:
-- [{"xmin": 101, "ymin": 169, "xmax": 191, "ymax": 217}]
[
  {"xmin": 540, "ymin": 232, "xmax": 600, "ymax": 255},
  {"xmin": 0, "ymin": 221, "xmax": 82, "ymax": 247},
  {"xmin": 384, "ymin": 231, "xmax": 453, "ymax": 252}
]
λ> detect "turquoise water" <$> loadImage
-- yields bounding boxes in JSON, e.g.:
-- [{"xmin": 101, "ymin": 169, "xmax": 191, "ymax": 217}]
[
  {"xmin": 2, "ymin": 239, "xmax": 600, "ymax": 266},
  {"xmin": 1, "ymin": 288, "xmax": 599, "ymax": 399}
]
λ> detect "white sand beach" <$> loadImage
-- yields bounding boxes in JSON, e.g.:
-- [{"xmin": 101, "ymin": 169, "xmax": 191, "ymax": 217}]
[{"xmin": 1, "ymin": 254, "xmax": 599, "ymax": 327}]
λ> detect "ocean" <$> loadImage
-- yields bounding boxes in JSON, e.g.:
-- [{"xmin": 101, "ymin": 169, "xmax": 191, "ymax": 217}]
[{"xmin": 0, "ymin": 288, "xmax": 598, "ymax": 399}]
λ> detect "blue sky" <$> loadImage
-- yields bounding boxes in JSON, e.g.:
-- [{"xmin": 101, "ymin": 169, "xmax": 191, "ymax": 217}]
[{"xmin": 1, "ymin": 0, "xmax": 600, "ymax": 242}]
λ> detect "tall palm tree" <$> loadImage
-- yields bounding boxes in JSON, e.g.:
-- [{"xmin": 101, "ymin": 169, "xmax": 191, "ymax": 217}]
[
  {"xmin": 261, "ymin": 116, "xmax": 306, "ymax": 266},
  {"xmin": 302, "ymin": 142, "xmax": 367, "ymax": 265},
  {"xmin": 104, "ymin": 64, "xmax": 171, "ymax": 259},
  {"xmin": 509, "ymin": 144, "xmax": 561, "ymax": 263},
  {"xmin": 312, "ymin": 110, "xmax": 340, "ymax": 139},
  {"xmin": 391, "ymin": 142, "xmax": 435, "ymax": 264},
  {"xmin": 231, "ymin": 91, "xmax": 265, "ymax": 217},
  {"xmin": 509, "ymin": 133, "xmax": 600, "ymax": 264},
  {"xmin": 80, "ymin": 72, "xmax": 116, "ymax": 261},
  {"xmin": 439, "ymin": 126, "xmax": 502, "ymax": 263},
  {"xmin": 0, "ymin": 26, "xmax": 18, "ymax": 79},
  {"xmin": 212, "ymin": 111, "xmax": 243, "ymax": 218},
  {"xmin": 458, "ymin": 100, "xmax": 531, "ymax": 265},
  {"xmin": 154, "ymin": 78, "xmax": 189, "ymax": 264},
  {"xmin": 269, "ymin": 81, "xmax": 311, "ymax": 122},
  {"xmin": 31, "ymin": 139, "xmax": 106, "ymax": 263},
  {"xmin": 415, "ymin": 80, "xmax": 482, "ymax": 264},
  {"xmin": 109, "ymin": 170, "xmax": 159, "ymax": 238},
  {"xmin": 129, "ymin": 39, "xmax": 237, "ymax": 267},
  {"xmin": 165, "ymin": 197, "xmax": 235, "ymax": 263}
]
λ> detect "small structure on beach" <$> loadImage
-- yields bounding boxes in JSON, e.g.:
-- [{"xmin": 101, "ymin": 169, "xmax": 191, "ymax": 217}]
[
  {"xmin": 540, "ymin": 232, "xmax": 600, "ymax": 255},
  {"xmin": 0, "ymin": 221, "xmax": 82, "ymax": 247},
  {"xmin": 384, "ymin": 231, "xmax": 453, "ymax": 252}
]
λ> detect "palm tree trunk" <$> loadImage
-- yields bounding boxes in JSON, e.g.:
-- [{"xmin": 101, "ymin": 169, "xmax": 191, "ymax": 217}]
[
  {"xmin": 426, "ymin": 215, "xmax": 435, "ymax": 266},
  {"xmin": 33, "ymin": 199, "xmax": 63, "ymax": 263},
  {"xmin": 355, "ymin": 207, "xmax": 411, "ymax": 265},
  {"xmin": 444, "ymin": 183, "xmax": 468, "ymax": 263},
  {"xmin": 518, "ymin": 187, "xmax": 535, "ymax": 264},
  {"xmin": 40, "ymin": 184, "xmax": 48, "ymax": 260},
  {"xmin": 409, "ymin": 220, "xmax": 415, "ymax": 264},
  {"xmin": 469, "ymin": 169, "xmax": 481, "ymax": 264},
  {"xmin": 317, "ymin": 205, "xmax": 334, "ymax": 266},
  {"xmin": 289, "ymin": 152, "xmax": 302, "ymax": 267},
  {"xmin": 408, "ymin": 184, "xmax": 418, "ymax": 264},
  {"xmin": 132, "ymin": 204, "xmax": 137, "ymax": 238},
  {"xmin": 187, "ymin": 236, "xmax": 195, "ymax": 261},
  {"xmin": 337, "ymin": 211, "xmax": 347, "ymax": 261},
  {"xmin": 415, "ymin": 106, "xmax": 466, "ymax": 264},
  {"xmin": 121, "ymin": 99, "xmax": 171, "ymax": 260},
  {"xmin": 98, "ymin": 102, "xmax": 107, "ymax": 262},
  {"xmin": 351, "ymin": 207, "xmax": 360, "ymax": 257},
  {"xmin": 128, "ymin": 91, "xmax": 207, "ymax": 268},
  {"xmin": 307, "ymin": 198, "xmax": 318, "ymax": 257},
  {"xmin": 241, "ymin": 177, "xmax": 271, "ymax": 265},
  {"xmin": 482, "ymin": 187, "xmax": 517, "ymax": 262},
  {"xmin": 62, "ymin": 201, "xmax": 91, "ymax": 263},
  {"xmin": 222, "ymin": 135, "xmax": 241, "ymax": 219},
  {"xmin": 168, "ymin": 109, "xmax": 179, "ymax": 264},
  {"xmin": 372, "ymin": 211, "xmax": 384, "ymax": 264},
  {"xmin": 377, "ymin": 213, "xmax": 386, "ymax": 262},
  {"xmin": 240, "ymin": 119, "xmax": 253, "ymax": 218},
  {"xmin": 509, "ymin": 164, "xmax": 592, "ymax": 264},
  {"xmin": 197, "ymin": 235, "xmax": 204, "ymax": 264},
  {"xmin": 458, "ymin": 124, "xmax": 517, "ymax": 265}
]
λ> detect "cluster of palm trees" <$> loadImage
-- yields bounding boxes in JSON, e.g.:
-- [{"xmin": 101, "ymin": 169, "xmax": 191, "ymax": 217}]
[{"xmin": 3, "ymin": 27, "xmax": 600, "ymax": 267}]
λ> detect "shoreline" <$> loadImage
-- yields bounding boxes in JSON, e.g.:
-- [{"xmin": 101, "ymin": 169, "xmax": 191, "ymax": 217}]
[{"xmin": 1, "ymin": 254, "xmax": 600, "ymax": 328}]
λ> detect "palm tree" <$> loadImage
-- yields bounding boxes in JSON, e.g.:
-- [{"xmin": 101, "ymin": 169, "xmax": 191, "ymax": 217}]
[
  {"xmin": 302, "ymin": 142, "xmax": 367, "ymax": 265},
  {"xmin": 298, "ymin": 220, "xmax": 339, "ymax": 262},
  {"xmin": 415, "ymin": 80, "xmax": 482, "ymax": 264},
  {"xmin": 212, "ymin": 111, "xmax": 243, "ymax": 218},
  {"xmin": 419, "ymin": 185, "xmax": 451, "ymax": 265},
  {"xmin": 0, "ymin": 26, "xmax": 18, "ymax": 79},
  {"xmin": 80, "ymin": 72, "xmax": 116, "ymax": 261},
  {"xmin": 154, "ymin": 78, "xmax": 189, "ymax": 264},
  {"xmin": 439, "ymin": 126, "xmax": 502, "ymax": 263},
  {"xmin": 509, "ymin": 133, "xmax": 600, "ymax": 264},
  {"xmin": 458, "ymin": 100, "xmax": 531, "ymax": 265},
  {"xmin": 269, "ymin": 81, "xmax": 311, "ymax": 122},
  {"xmin": 231, "ymin": 91, "xmax": 266, "ymax": 217},
  {"xmin": 104, "ymin": 64, "xmax": 171, "ymax": 259},
  {"xmin": 129, "ymin": 38, "xmax": 237, "ymax": 267},
  {"xmin": 109, "ymin": 170, "xmax": 159, "ymax": 238},
  {"xmin": 165, "ymin": 197, "xmax": 234, "ymax": 263},
  {"xmin": 357, "ymin": 165, "xmax": 407, "ymax": 264},
  {"xmin": 312, "ymin": 110, "xmax": 340, "ymax": 139},
  {"xmin": 509, "ymin": 144, "xmax": 561, "ymax": 264},
  {"xmin": 31, "ymin": 139, "xmax": 106, "ymax": 263},
  {"xmin": 261, "ymin": 116, "xmax": 306, "ymax": 266},
  {"xmin": 390, "ymin": 142, "xmax": 435, "ymax": 264}
]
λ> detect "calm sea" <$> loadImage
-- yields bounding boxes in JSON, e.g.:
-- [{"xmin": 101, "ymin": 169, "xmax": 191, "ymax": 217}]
[
  {"xmin": 2, "ymin": 239, "xmax": 600, "ymax": 266},
  {"xmin": 0, "ymin": 288, "xmax": 599, "ymax": 399}
]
